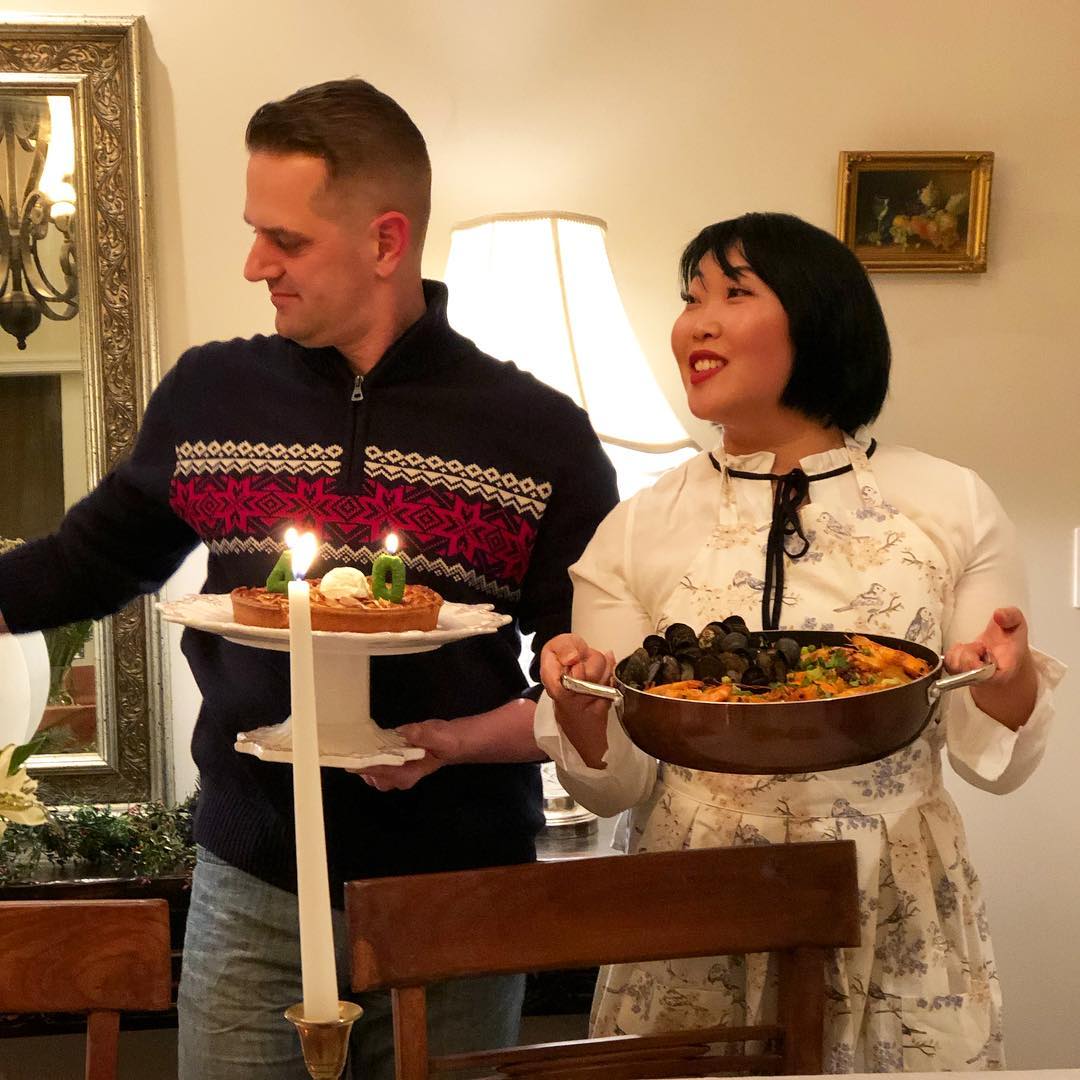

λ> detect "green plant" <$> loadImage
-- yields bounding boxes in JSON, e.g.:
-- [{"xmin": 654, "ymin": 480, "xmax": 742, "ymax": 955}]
[
  {"xmin": 0, "ymin": 792, "xmax": 197, "ymax": 884},
  {"xmin": 41, "ymin": 619, "xmax": 94, "ymax": 704}
]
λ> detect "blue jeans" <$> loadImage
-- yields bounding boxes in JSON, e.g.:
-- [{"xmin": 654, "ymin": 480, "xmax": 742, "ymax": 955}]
[{"xmin": 178, "ymin": 847, "xmax": 525, "ymax": 1080}]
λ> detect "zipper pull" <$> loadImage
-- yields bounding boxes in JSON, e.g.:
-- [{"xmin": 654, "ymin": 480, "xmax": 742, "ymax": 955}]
[{"xmin": 351, "ymin": 374, "xmax": 365, "ymax": 402}]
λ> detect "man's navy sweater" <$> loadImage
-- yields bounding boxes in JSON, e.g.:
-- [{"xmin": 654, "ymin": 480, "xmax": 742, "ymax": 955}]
[{"xmin": 0, "ymin": 282, "xmax": 618, "ymax": 899}]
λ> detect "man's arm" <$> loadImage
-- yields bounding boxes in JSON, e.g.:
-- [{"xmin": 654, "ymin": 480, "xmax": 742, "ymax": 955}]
[
  {"xmin": 0, "ymin": 364, "xmax": 200, "ymax": 633},
  {"xmin": 352, "ymin": 698, "xmax": 539, "ymax": 791}
]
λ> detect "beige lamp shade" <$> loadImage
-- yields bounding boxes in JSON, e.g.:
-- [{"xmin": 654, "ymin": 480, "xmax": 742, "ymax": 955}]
[{"xmin": 444, "ymin": 213, "xmax": 698, "ymax": 475}]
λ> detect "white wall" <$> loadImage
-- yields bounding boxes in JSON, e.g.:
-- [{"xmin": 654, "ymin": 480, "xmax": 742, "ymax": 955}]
[{"xmin": 7, "ymin": 0, "xmax": 1078, "ymax": 1069}]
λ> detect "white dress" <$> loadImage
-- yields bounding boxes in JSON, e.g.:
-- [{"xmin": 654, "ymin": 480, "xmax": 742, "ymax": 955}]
[{"xmin": 535, "ymin": 430, "xmax": 1064, "ymax": 1073}]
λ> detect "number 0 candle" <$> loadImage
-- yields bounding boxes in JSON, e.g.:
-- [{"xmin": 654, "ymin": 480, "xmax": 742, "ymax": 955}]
[
  {"xmin": 371, "ymin": 532, "xmax": 406, "ymax": 603},
  {"xmin": 286, "ymin": 529, "xmax": 338, "ymax": 1022}
]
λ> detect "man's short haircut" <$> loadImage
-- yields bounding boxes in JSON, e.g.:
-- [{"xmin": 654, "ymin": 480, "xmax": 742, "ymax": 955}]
[
  {"xmin": 679, "ymin": 212, "xmax": 891, "ymax": 433},
  {"xmin": 246, "ymin": 78, "xmax": 432, "ymax": 248}
]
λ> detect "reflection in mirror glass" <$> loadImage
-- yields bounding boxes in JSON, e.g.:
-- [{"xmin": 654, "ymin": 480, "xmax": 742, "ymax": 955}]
[
  {"xmin": 0, "ymin": 93, "xmax": 79, "ymax": 350},
  {"xmin": 0, "ymin": 18, "xmax": 163, "ymax": 804},
  {"xmin": 0, "ymin": 90, "xmax": 92, "ymax": 755}
]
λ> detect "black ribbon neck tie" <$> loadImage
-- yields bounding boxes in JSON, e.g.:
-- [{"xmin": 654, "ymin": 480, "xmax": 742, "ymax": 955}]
[
  {"xmin": 760, "ymin": 468, "xmax": 811, "ymax": 631},
  {"xmin": 708, "ymin": 441, "xmax": 876, "ymax": 631}
]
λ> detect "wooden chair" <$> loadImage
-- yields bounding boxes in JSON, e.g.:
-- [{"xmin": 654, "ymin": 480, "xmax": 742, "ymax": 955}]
[
  {"xmin": 0, "ymin": 899, "xmax": 172, "ymax": 1080},
  {"xmin": 347, "ymin": 839, "xmax": 860, "ymax": 1080}
]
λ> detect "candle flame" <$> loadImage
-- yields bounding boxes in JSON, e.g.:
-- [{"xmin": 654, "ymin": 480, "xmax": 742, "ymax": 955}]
[
  {"xmin": 286, "ymin": 529, "xmax": 318, "ymax": 579},
  {"xmin": 385, "ymin": 533, "xmax": 400, "ymax": 555}
]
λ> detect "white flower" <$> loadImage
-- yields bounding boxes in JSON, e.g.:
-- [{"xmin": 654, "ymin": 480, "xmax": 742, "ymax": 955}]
[
  {"xmin": 945, "ymin": 191, "xmax": 968, "ymax": 216},
  {"xmin": 0, "ymin": 743, "xmax": 47, "ymax": 839},
  {"xmin": 918, "ymin": 180, "xmax": 941, "ymax": 209}
]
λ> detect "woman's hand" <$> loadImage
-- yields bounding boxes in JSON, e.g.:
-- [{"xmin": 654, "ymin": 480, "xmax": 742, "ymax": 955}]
[
  {"xmin": 945, "ymin": 606, "xmax": 1039, "ymax": 731},
  {"xmin": 540, "ymin": 633, "xmax": 616, "ymax": 768},
  {"xmin": 348, "ymin": 719, "xmax": 460, "ymax": 791}
]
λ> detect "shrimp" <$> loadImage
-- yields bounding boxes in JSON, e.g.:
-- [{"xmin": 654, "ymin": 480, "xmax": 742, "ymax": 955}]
[
  {"xmin": 647, "ymin": 679, "xmax": 705, "ymax": 698},
  {"xmin": 699, "ymin": 683, "xmax": 734, "ymax": 702},
  {"xmin": 849, "ymin": 635, "xmax": 931, "ymax": 679}
]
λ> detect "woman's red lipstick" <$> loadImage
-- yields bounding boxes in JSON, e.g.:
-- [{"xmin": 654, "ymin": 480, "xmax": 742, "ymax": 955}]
[{"xmin": 688, "ymin": 349, "xmax": 725, "ymax": 385}]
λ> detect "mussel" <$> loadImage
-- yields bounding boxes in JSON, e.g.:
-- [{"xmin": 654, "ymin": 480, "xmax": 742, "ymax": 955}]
[
  {"xmin": 695, "ymin": 653, "xmax": 727, "ymax": 682},
  {"xmin": 642, "ymin": 634, "xmax": 668, "ymax": 658},
  {"xmin": 755, "ymin": 649, "xmax": 788, "ymax": 684},
  {"xmin": 664, "ymin": 622, "xmax": 698, "ymax": 654},
  {"xmin": 755, "ymin": 649, "xmax": 775, "ymax": 679},
  {"xmin": 673, "ymin": 646, "xmax": 704, "ymax": 668},
  {"xmin": 720, "ymin": 631, "xmax": 750, "ymax": 653},
  {"xmin": 623, "ymin": 616, "xmax": 812, "ymax": 694},
  {"xmin": 716, "ymin": 651, "xmax": 750, "ymax": 680},
  {"xmin": 647, "ymin": 655, "xmax": 683, "ymax": 686},
  {"xmin": 775, "ymin": 637, "xmax": 802, "ymax": 670},
  {"xmin": 619, "ymin": 647, "xmax": 653, "ymax": 689}
]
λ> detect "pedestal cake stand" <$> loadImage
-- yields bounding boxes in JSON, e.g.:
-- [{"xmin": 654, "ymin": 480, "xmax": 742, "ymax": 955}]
[{"xmin": 158, "ymin": 593, "xmax": 512, "ymax": 769}]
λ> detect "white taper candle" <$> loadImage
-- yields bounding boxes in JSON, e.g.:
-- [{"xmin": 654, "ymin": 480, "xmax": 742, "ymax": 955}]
[{"xmin": 287, "ymin": 535, "xmax": 338, "ymax": 1022}]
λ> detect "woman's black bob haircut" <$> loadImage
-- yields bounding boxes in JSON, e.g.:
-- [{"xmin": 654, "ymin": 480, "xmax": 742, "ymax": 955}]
[{"xmin": 679, "ymin": 212, "xmax": 890, "ymax": 433}]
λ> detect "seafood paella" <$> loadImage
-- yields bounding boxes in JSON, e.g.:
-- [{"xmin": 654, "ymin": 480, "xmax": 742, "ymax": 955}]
[{"xmin": 619, "ymin": 615, "xmax": 931, "ymax": 704}]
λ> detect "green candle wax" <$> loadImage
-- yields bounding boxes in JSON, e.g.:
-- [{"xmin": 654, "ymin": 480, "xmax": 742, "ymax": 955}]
[{"xmin": 371, "ymin": 552, "xmax": 406, "ymax": 603}]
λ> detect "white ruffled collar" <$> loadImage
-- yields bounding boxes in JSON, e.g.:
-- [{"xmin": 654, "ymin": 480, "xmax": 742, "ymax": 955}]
[{"xmin": 710, "ymin": 426, "xmax": 873, "ymax": 477}]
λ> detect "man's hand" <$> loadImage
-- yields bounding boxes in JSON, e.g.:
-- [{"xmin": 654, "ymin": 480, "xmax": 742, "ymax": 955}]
[
  {"xmin": 349, "ymin": 719, "xmax": 460, "ymax": 791},
  {"xmin": 347, "ymin": 697, "xmax": 541, "ymax": 792}
]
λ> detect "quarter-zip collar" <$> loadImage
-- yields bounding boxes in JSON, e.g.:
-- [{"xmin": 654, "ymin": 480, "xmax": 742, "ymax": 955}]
[
  {"xmin": 330, "ymin": 279, "xmax": 457, "ymax": 494},
  {"xmin": 293, "ymin": 279, "xmax": 458, "ymax": 391},
  {"xmin": 354, "ymin": 278, "xmax": 456, "ymax": 388}
]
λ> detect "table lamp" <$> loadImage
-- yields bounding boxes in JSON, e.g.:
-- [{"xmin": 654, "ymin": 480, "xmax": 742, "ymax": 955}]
[
  {"xmin": 444, "ymin": 211, "xmax": 698, "ymax": 500},
  {"xmin": 445, "ymin": 212, "xmax": 700, "ymax": 836}
]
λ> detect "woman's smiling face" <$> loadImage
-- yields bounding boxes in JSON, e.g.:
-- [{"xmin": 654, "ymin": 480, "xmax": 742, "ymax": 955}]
[{"xmin": 671, "ymin": 249, "xmax": 795, "ymax": 429}]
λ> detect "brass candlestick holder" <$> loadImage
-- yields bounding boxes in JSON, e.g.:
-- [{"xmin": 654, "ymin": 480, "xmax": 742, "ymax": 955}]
[{"xmin": 285, "ymin": 1001, "xmax": 364, "ymax": 1079}]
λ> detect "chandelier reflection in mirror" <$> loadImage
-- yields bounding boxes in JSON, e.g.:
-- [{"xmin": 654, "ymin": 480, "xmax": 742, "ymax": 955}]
[{"xmin": 0, "ymin": 93, "xmax": 78, "ymax": 350}]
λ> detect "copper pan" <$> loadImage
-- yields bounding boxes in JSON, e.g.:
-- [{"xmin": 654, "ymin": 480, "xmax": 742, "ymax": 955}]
[{"xmin": 561, "ymin": 630, "xmax": 995, "ymax": 774}]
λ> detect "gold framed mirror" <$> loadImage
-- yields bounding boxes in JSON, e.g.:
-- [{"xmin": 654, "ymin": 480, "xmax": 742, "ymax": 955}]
[{"xmin": 0, "ymin": 16, "xmax": 166, "ymax": 803}]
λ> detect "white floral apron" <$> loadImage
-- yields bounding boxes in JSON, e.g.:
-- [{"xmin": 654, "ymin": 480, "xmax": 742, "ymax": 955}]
[{"xmin": 591, "ymin": 435, "xmax": 1005, "ymax": 1072}]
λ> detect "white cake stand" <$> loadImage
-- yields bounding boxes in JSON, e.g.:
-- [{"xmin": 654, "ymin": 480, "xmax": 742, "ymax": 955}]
[{"xmin": 157, "ymin": 593, "xmax": 512, "ymax": 770}]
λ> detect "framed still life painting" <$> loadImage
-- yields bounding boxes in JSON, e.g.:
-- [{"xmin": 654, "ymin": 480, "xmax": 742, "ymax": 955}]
[{"xmin": 836, "ymin": 151, "xmax": 994, "ymax": 272}]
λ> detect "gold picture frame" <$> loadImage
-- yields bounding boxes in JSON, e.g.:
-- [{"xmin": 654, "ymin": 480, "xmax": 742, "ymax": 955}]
[
  {"xmin": 836, "ymin": 151, "xmax": 993, "ymax": 273},
  {"xmin": 0, "ymin": 16, "xmax": 167, "ymax": 805}
]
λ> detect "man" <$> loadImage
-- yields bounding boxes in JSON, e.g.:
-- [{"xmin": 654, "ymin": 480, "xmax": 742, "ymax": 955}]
[{"xmin": 0, "ymin": 80, "xmax": 618, "ymax": 1079}]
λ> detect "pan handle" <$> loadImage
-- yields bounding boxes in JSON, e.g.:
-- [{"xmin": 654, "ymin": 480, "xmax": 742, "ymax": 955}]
[
  {"xmin": 926, "ymin": 660, "xmax": 997, "ymax": 703},
  {"xmin": 560, "ymin": 674, "xmax": 622, "ymax": 704}
]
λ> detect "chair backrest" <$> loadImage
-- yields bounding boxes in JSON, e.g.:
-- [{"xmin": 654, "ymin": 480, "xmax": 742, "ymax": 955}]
[
  {"xmin": 347, "ymin": 839, "xmax": 860, "ymax": 1080},
  {"xmin": 0, "ymin": 898, "xmax": 172, "ymax": 1080}
]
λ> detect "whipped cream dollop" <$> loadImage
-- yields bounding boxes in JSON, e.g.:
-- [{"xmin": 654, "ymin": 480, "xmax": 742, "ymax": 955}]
[{"xmin": 318, "ymin": 566, "xmax": 372, "ymax": 600}]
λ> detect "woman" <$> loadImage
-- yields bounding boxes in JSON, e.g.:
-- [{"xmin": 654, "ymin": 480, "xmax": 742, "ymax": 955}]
[{"xmin": 536, "ymin": 213, "xmax": 1063, "ymax": 1072}]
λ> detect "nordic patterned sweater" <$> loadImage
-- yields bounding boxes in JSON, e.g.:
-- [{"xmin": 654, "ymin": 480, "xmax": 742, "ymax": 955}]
[{"xmin": 0, "ymin": 281, "xmax": 619, "ymax": 899}]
